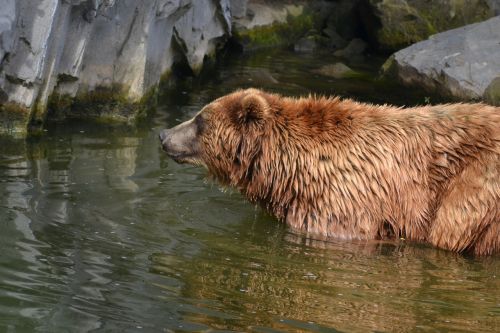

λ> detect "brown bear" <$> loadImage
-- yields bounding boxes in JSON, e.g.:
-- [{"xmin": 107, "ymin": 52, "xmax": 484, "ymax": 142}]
[{"xmin": 160, "ymin": 88, "xmax": 500, "ymax": 255}]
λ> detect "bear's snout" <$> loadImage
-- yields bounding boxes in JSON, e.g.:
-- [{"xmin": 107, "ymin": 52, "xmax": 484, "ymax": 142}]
[
  {"xmin": 159, "ymin": 118, "xmax": 201, "ymax": 164},
  {"xmin": 159, "ymin": 128, "xmax": 174, "ymax": 152},
  {"xmin": 159, "ymin": 129, "xmax": 168, "ymax": 143}
]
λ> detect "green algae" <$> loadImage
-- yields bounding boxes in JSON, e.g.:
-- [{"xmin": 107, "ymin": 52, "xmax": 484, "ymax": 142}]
[
  {"xmin": 0, "ymin": 69, "xmax": 168, "ymax": 138},
  {"xmin": 0, "ymin": 102, "xmax": 31, "ymax": 137},
  {"xmin": 46, "ymin": 83, "xmax": 157, "ymax": 125},
  {"xmin": 370, "ymin": 0, "xmax": 494, "ymax": 50},
  {"xmin": 484, "ymin": 77, "xmax": 500, "ymax": 106}
]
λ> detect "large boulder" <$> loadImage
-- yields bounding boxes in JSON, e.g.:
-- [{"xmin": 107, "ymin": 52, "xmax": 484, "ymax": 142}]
[
  {"xmin": 383, "ymin": 16, "xmax": 500, "ymax": 105},
  {"xmin": 362, "ymin": 0, "xmax": 498, "ymax": 51},
  {"xmin": 0, "ymin": 0, "xmax": 232, "ymax": 135}
]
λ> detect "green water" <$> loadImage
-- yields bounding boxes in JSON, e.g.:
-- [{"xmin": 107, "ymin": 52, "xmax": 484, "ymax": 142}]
[{"xmin": 0, "ymin": 50, "xmax": 498, "ymax": 332}]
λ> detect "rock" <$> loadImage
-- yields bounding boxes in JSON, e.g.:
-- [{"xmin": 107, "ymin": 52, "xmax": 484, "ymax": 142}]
[
  {"xmin": 362, "ymin": 0, "xmax": 498, "ymax": 51},
  {"xmin": 294, "ymin": 36, "xmax": 317, "ymax": 53},
  {"xmin": 313, "ymin": 63, "xmax": 359, "ymax": 79},
  {"xmin": 225, "ymin": 68, "xmax": 279, "ymax": 88},
  {"xmin": 231, "ymin": 1, "xmax": 335, "ymax": 50},
  {"xmin": 0, "ymin": 0, "xmax": 232, "ymax": 135},
  {"xmin": 383, "ymin": 16, "xmax": 500, "ymax": 104},
  {"xmin": 229, "ymin": 0, "xmax": 247, "ymax": 19},
  {"xmin": 487, "ymin": 0, "xmax": 500, "ymax": 14},
  {"xmin": 323, "ymin": 0, "xmax": 362, "ymax": 41},
  {"xmin": 322, "ymin": 27, "xmax": 348, "ymax": 50},
  {"xmin": 0, "ymin": 0, "xmax": 17, "ymax": 133},
  {"xmin": 0, "ymin": 0, "xmax": 15, "ymax": 67},
  {"xmin": 233, "ymin": 2, "xmax": 302, "ymax": 30},
  {"xmin": 484, "ymin": 77, "xmax": 500, "ymax": 106},
  {"xmin": 333, "ymin": 38, "xmax": 367, "ymax": 58}
]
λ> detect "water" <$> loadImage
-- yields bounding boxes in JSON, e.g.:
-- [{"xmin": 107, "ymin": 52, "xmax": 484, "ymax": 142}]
[{"xmin": 0, "ymin": 50, "xmax": 499, "ymax": 332}]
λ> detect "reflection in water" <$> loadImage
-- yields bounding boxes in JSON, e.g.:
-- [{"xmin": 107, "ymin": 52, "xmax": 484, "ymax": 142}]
[
  {"xmin": 0, "ymin": 50, "xmax": 498, "ymax": 332},
  {"xmin": 151, "ymin": 230, "xmax": 500, "ymax": 333}
]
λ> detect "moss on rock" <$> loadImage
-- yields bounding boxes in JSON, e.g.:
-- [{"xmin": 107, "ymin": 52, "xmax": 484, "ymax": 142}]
[
  {"xmin": 233, "ymin": 12, "xmax": 315, "ymax": 50},
  {"xmin": 0, "ymin": 70, "xmax": 166, "ymax": 138},
  {"xmin": 484, "ymin": 77, "xmax": 500, "ymax": 106},
  {"xmin": 364, "ymin": 0, "xmax": 495, "ymax": 51},
  {"xmin": 0, "ymin": 102, "xmax": 31, "ymax": 137},
  {"xmin": 46, "ymin": 83, "xmax": 159, "ymax": 125}
]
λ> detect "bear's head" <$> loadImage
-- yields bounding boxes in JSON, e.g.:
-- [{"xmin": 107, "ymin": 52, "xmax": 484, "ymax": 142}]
[{"xmin": 159, "ymin": 89, "xmax": 273, "ymax": 188}]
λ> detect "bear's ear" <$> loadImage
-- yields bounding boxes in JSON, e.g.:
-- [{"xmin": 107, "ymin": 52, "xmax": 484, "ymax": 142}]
[{"xmin": 237, "ymin": 93, "xmax": 269, "ymax": 124}]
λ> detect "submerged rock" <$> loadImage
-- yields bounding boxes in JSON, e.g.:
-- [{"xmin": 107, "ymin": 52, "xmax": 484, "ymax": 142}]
[
  {"xmin": 313, "ymin": 63, "xmax": 359, "ymax": 79},
  {"xmin": 224, "ymin": 68, "xmax": 279, "ymax": 88},
  {"xmin": 333, "ymin": 38, "xmax": 367, "ymax": 58},
  {"xmin": 383, "ymin": 16, "xmax": 500, "ymax": 105},
  {"xmin": 0, "ymin": 0, "xmax": 232, "ymax": 135},
  {"xmin": 294, "ymin": 36, "xmax": 318, "ymax": 53},
  {"xmin": 362, "ymin": 0, "xmax": 498, "ymax": 51}
]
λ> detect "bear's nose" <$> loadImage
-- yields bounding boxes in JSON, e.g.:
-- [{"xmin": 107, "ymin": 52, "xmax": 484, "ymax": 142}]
[{"xmin": 159, "ymin": 129, "xmax": 169, "ymax": 143}]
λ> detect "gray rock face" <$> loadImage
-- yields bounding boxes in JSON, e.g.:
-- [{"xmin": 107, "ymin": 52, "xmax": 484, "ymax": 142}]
[
  {"xmin": 0, "ymin": 0, "xmax": 231, "ymax": 122},
  {"xmin": 384, "ymin": 16, "xmax": 500, "ymax": 105},
  {"xmin": 232, "ymin": 2, "xmax": 305, "ymax": 31},
  {"xmin": 487, "ymin": 0, "xmax": 500, "ymax": 14},
  {"xmin": 0, "ymin": 0, "xmax": 16, "ymax": 101},
  {"xmin": 229, "ymin": 0, "xmax": 247, "ymax": 19}
]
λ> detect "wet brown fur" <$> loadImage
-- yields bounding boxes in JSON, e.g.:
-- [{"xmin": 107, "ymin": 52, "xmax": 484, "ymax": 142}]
[{"xmin": 194, "ymin": 89, "xmax": 500, "ymax": 255}]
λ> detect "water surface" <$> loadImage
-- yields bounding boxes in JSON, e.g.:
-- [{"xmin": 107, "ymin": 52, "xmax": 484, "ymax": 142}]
[{"xmin": 0, "ymin": 50, "xmax": 498, "ymax": 332}]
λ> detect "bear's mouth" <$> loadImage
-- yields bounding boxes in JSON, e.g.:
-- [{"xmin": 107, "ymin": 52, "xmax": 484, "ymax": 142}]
[
  {"xmin": 164, "ymin": 151, "xmax": 194, "ymax": 164},
  {"xmin": 163, "ymin": 150, "xmax": 204, "ymax": 166}
]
